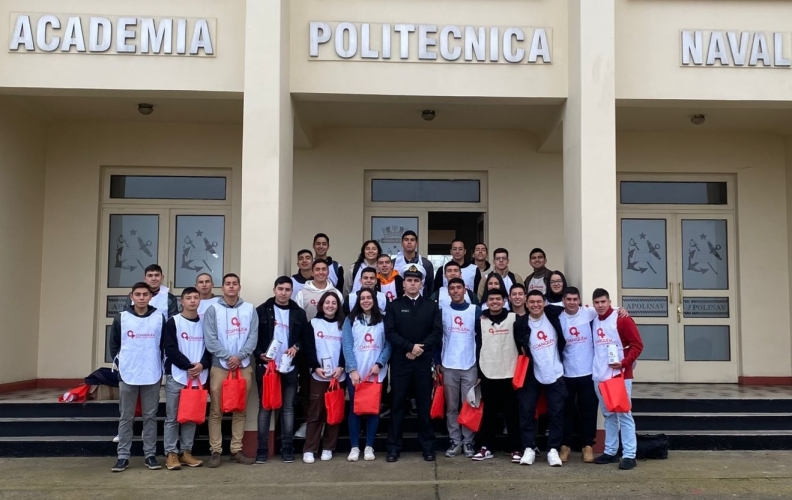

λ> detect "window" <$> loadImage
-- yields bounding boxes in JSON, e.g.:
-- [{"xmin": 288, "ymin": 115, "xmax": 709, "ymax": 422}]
[
  {"xmin": 371, "ymin": 179, "xmax": 480, "ymax": 203},
  {"xmin": 620, "ymin": 181, "xmax": 727, "ymax": 205},
  {"xmin": 109, "ymin": 175, "xmax": 226, "ymax": 200}
]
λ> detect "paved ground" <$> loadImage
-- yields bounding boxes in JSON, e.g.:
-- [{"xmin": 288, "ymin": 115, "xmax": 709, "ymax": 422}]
[{"xmin": 1, "ymin": 451, "xmax": 792, "ymax": 499}]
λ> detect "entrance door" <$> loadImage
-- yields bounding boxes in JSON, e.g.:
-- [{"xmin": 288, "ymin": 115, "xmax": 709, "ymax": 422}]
[{"xmin": 618, "ymin": 213, "xmax": 737, "ymax": 382}]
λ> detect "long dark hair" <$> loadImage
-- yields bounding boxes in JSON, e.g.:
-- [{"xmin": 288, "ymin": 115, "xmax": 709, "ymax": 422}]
[
  {"xmin": 355, "ymin": 240, "xmax": 383, "ymax": 265},
  {"xmin": 348, "ymin": 288, "xmax": 383, "ymax": 326},
  {"xmin": 315, "ymin": 291, "xmax": 344, "ymax": 328},
  {"xmin": 545, "ymin": 270, "xmax": 568, "ymax": 304},
  {"xmin": 481, "ymin": 273, "xmax": 508, "ymax": 307}
]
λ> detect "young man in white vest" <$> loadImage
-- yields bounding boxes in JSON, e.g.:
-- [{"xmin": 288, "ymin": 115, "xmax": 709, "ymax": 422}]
[
  {"xmin": 478, "ymin": 248, "xmax": 524, "ymax": 300},
  {"xmin": 435, "ymin": 277, "xmax": 481, "ymax": 459},
  {"xmin": 142, "ymin": 264, "xmax": 179, "ymax": 318},
  {"xmin": 109, "ymin": 282, "xmax": 166, "ymax": 472},
  {"xmin": 473, "ymin": 243, "xmax": 492, "ymax": 277},
  {"xmin": 430, "ymin": 261, "xmax": 479, "ymax": 309},
  {"xmin": 312, "ymin": 233, "xmax": 344, "ymax": 292},
  {"xmin": 203, "ymin": 273, "xmax": 259, "ymax": 467},
  {"xmin": 513, "ymin": 290, "xmax": 567, "ymax": 467},
  {"xmin": 163, "ymin": 287, "xmax": 211, "ymax": 470},
  {"xmin": 393, "ymin": 231, "xmax": 434, "ymax": 296},
  {"xmin": 294, "ymin": 259, "xmax": 344, "ymax": 321},
  {"xmin": 591, "ymin": 288, "xmax": 644, "ymax": 471},
  {"xmin": 196, "ymin": 273, "xmax": 219, "ymax": 319},
  {"xmin": 376, "ymin": 254, "xmax": 403, "ymax": 302},
  {"xmin": 433, "ymin": 239, "xmax": 482, "ymax": 294},
  {"xmin": 343, "ymin": 267, "xmax": 387, "ymax": 315},
  {"xmin": 291, "ymin": 249, "xmax": 313, "ymax": 300}
]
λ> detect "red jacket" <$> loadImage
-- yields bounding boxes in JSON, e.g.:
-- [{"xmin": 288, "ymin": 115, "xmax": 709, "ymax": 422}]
[{"xmin": 599, "ymin": 308, "xmax": 644, "ymax": 380}]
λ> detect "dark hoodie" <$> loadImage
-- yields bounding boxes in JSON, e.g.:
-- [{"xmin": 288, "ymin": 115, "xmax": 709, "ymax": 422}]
[
  {"xmin": 254, "ymin": 298, "xmax": 310, "ymax": 365},
  {"xmin": 109, "ymin": 305, "xmax": 166, "ymax": 360},
  {"xmin": 544, "ymin": 270, "xmax": 568, "ymax": 304}
]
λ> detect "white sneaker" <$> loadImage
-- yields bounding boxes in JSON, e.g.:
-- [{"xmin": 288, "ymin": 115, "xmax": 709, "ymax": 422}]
[
  {"xmin": 112, "ymin": 435, "xmax": 120, "ymax": 443},
  {"xmin": 347, "ymin": 447, "xmax": 360, "ymax": 462},
  {"xmin": 295, "ymin": 423, "xmax": 307, "ymax": 438},
  {"xmin": 364, "ymin": 446, "xmax": 375, "ymax": 461},
  {"xmin": 519, "ymin": 447, "xmax": 536, "ymax": 466},
  {"xmin": 303, "ymin": 452, "xmax": 315, "ymax": 464},
  {"xmin": 547, "ymin": 448, "xmax": 563, "ymax": 467},
  {"xmin": 321, "ymin": 450, "xmax": 333, "ymax": 461}
]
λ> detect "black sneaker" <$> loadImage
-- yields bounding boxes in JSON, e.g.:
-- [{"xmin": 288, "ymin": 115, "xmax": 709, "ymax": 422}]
[
  {"xmin": 619, "ymin": 457, "xmax": 637, "ymax": 470},
  {"xmin": 594, "ymin": 453, "xmax": 620, "ymax": 465},
  {"xmin": 111, "ymin": 459, "xmax": 129, "ymax": 472},
  {"xmin": 282, "ymin": 447, "xmax": 295, "ymax": 463},
  {"xmin": 255, "ymin": 450, "xmax": 268, "ymax": 464},
  {"xmin": 145, "ymin": 456, "xmax": 162, "ymax": 470}
]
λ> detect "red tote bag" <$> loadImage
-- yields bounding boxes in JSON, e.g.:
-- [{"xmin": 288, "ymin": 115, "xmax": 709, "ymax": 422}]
[
  {"xmin": 430, "ymin": 374, "xmax": 445, "ymax": 420},
  {"xmin": 58, "ymin": 384, "xmax": 91, "ymax": 403},
  {"xmin": 177, "ymin": 378, "xmax": 208, "ymax": 424},
  {"xmin": 598, "ymin": 372, "xmax": 631, "ymax": 413},
  {"xmin": 458, "ymin": 400, "xmax": 484, "ymax": 432},
  {"xmin": 221, "ymin": 368, "xmax": 247, "ymax": 413},
  {"xmin": 262, "ymin": 362, "xmax": 282, "ymax": 410},
  {"xmin": 512, "ymin": 355, "xmax": 530, "ymax": 390},
  {"xmin": 324, "ymin": 379, "xmax": 345, "ymax": 425},
  {"xmin": 353, "ymin": 378, "xmax": 382, "ymax": 416}
]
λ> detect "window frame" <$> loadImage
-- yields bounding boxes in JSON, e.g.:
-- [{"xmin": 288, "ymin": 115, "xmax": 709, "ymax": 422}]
[
  {"xmin": 102, "ymin": 167, "xmax": 232, "ymax": 207},
  {"xmin": 616, "ymin": 174, "xmax": 734, "ymax": 211},
  {"xmin": 365, "ymin": 170, "xmax": 487, "ymax": 210}
]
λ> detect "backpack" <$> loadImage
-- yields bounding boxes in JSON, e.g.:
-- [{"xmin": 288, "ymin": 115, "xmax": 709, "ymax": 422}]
[{"xmin": 636, "ymin": 433, "xmax": 670, "ymax": 459}]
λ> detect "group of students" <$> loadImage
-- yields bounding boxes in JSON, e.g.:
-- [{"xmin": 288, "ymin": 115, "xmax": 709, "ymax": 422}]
[{"xmin": 108, "ymin": 230, "xmax": 643, "ymax": 473}]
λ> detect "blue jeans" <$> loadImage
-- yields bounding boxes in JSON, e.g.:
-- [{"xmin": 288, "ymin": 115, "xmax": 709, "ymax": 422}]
[
  {"xmin": 256, "ymin": 365, "xmax": 298, "ymax": 453},
  {"xmin": 594, "ymin": 378, "xmax": 636, "ymax": 459},
  {"xmin": 347, "ymin": 382, "xmax": 379, "ymax": 449}
]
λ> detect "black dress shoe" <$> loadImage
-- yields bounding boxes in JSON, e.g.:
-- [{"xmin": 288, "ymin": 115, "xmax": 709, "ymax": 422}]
[
  {"xmin": 423, "ymin": 452, "xmax": 436, "ymax": 462},
  {"xmin": 386, "ymin": 452, "xmax": 399, "ymax": 463}
]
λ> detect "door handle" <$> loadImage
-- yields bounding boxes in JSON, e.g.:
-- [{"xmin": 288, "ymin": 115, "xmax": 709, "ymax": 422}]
[
  {"xmin": 668, "ymin": 282, "xmax": 673, "ymax": 304},
  {"xmin": 677, "ymin": 305, "xmax": 682, "ymax": 323},
  {"xmin": 677, "ymin": 282, "xmax": 682, "ymax": 305}
]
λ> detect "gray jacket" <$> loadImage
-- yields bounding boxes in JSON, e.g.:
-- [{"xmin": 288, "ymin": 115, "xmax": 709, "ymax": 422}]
[{"xmin": 203, "ymin": 297, "xmax": 259, "ymax": 369}]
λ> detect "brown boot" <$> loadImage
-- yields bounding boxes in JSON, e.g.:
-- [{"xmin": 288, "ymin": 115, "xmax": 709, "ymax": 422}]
[
  {"xmin": 179, "ymin": 451, "xmax": 203, "ymax": 467},
  {"xmin": 230, "ymin": 452, "xmax": 255, "ymax": 465},
  {"xmin": 165, "ymin": 452, "xmax": 181, "ymax": 470},
  {"xmin": 207, "ymin": 452, "xmax": 222, "ymax": 468},
  {"xmin": 582, "ymin": 446, "xmax": 595, "ymax": 463},
  {"xmin": 559, "ymin": 445, "xmax": 571, "ymax": 463}
]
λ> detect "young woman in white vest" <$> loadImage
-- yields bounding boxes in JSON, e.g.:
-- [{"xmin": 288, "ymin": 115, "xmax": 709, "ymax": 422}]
[
  {"xmin": 430, "ymin": 261, "xmax": 479, "ymax": 309},
  {"xmin": 109, "ymin": 282, "xmax": 167, "ymax": 473},
  {"xmin": 162, "ymin": 287, "xmax": 210, "ymax": 470},
  {"xmin": 313, "ymin": 233, "xmax": 344, "ymax": 292},
  {"xmin": 344, "ymin": 240, "xmax": 383, "ymax": 296},
  {"xmin": 302, "ymin": 291, "xmax": 346, "ymax": 463},
  {"xmin": 342, "ymin": 288, "xmax": 393, "ymax": 462},
  {"xmin": 480, "ymin": 274, "xmax": 510, "ymax": 311},
  {"xmin": 432, "ymin": 239, "xmax": 482, "ymax": 294},
  {"xmin": 343, "ymin": 267, "xmax": 387, "ymax": 315}
]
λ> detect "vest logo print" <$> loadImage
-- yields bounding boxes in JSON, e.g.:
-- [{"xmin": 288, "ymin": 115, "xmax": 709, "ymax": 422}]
[
  {"xmin": 532, "ymin": 329, "xmax": 555, "ymax": 350},
  {"xmin": 358, "ymin": 332, "xmax": 379, "ymax": 351},
  {"xmin": 317, "ymin": 330, "xmax": 342, "ymax": 341},
  {"xmin": 595, "ymin": 327, "xmax": 614, "ymax": 345},
  {"xmin": 386, "ymin": 291, "xmax": 395, "ymax": 301},
  {"xmin": 569, "ymin": 327, "xmax": 580, "ymax": 337},
  {"xmin": 180, "ymin": 331, "xmax": 203, "ymax": 342},
  {"xmin": 488, "ymin": 327, "xmax": 509, "ymax": 336},
  {"xmin": 226, "ymin": 316, "xmax": 248, "ymax": 335},
  {"xmin": 536, "ymin": 330, "xmax": 547, "ymax": 341},
  {"xmin": 127, "ymin": 329, "xmax": 156, "ymax": 339},
  {"xmin": 310, "ymin": 299, "xmax": 317, "ymax": 305},
  {"xmin": 449, "ymin": 315, "xmax": 471, "ymax": 334},
  {"xmin": 566, "ymin": 326, "xmax": 589, "ymax": 345}
]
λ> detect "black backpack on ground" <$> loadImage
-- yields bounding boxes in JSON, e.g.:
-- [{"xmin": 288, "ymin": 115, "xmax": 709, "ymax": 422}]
[{"xmin": 636, "ymin": 433, "xmax": 670, "ymax": 459}]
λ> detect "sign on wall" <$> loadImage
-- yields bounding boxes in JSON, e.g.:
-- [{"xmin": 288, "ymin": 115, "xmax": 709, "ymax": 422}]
[
  {"xmin": 8, "ymin": 13, "xmax": 215, "ymax": 56},
  {"xmin": 681, "ymin": 30, "xmax": 791, "ymax": 68},
  {"xmin": 309, "ymin": 22, "xmax": 551, "ymax": 64},
  {"xmin": 372, "ymin": 217, "xmax": 418, "ymax": 256}
]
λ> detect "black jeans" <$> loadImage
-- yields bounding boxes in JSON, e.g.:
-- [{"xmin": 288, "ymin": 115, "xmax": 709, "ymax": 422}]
[
  {"xmin": 563, "ymin": 374, "xmax": 598, "ymax": 447},
  {"xmin": 387, "ymin": 356, "xmax": 435, "ymax": 455},
  {"xmin": 478, "ymin": 375, "xmax": 521, "ymax": 452},
  {"xmin": 517, "ymin": 377, "xmax": 567, "ymax": 450},
  {"xmin": 256, "ymin": 364, "xmax": 299, "ymax": 453}
]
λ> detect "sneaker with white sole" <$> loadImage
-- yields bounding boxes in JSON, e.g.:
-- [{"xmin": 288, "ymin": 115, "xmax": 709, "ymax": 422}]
[
  {"xmin": 472, "ymin": 447, "xmax": 493, "ymax": 461},
  {"xmin": 347, "ymin": 447, "xmax": 360, "ymax": 462},
  {"xmin": 445, "ymin": 442, "xmax": 462, "ymax": 458},
  {"xmin": 321, "ymin": 450, "xmax": 333, "ymax": 461},
  {"xmin": 295, "ymin": 423, "xmax": 307, "ymax": 438},
  {"xmin": 519, "ymin": 447, "xmax": 536, "ymax": 466},
  {"xmin": 364, "ymin": 446, "xmax": 375, "ymax": 461},
  {"xmin": 547, "ymin": 448, "xmax": 563, "ymax": 467},
  {"xmin": 463, "ymin": 443, "xmax": 475, "ymax": 458},
  {"xmin": 112, "ymin": 435, "xmax": 120, "ymax": 443},
  {"xmin": 510, "ymin": 450, "xmax": 523, "ymax": 463},
  {"xmin": 303, "ymin": 452, "xmax": 315, "ymax": 464}
]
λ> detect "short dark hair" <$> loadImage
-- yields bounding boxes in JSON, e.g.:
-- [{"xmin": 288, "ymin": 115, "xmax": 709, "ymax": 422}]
[
  {"xmin": 563, "ymin": 286, "xmax": 581, "ymax": 298},
  {"xmin": 509, "ymin": 283, "xmax": 526, "ymax": 294},
  {"xmin": 529, "ymin": 248, "xmax": 546, "ymax": 259},
  {"xmin": 222, "ymin": 273, "xmax": 240, "ymax": 285},
  {"xmin": 444, "ymin": 261, "xmax": 461, "ymax": 272},
  {"xmin": 297, "ymin": 249, "xmax": 313, "ymax": 258},
  {"xmin": 450, "ymin": 239, "xmax": 465, "ymax": 248},
  {"xmin": 312, "ymin": 258, "xmax": 329, "ymax": 270},
  {"xmin": 181, "ymin": 287, "xmax": 199, "ymax": 298},
  {"xmin": 131, "ymin": 282, "xmax": 152, "ymax": 293},
  {"xmin": 195, "ymin": 272, "xmax": 213, "ymax": 282},
  {"xmin": 475, "ymin": 243, "xmax": 488, "ymax": 250},
  {"xmin": 360, "ymin": 266, "xmax": 377, "ymax": 278},
  {"xmin": 313, "ymin": 233, "xmax": 330, "ymax": 244},
  {"xmin": 593, "ymin": 288, "xmax": 610, "ymax": 300},
  {"xmin": 273, "ymin": 276, "xmax": 292, "ymax": 288},
  {"xmin": 377, "ymin": 254, "xmax": 392, "ymax": 262},
  {"xmin": 402, "ymin": 230, "xmax": 418, "ymax": 241},
  {"xmin": 486, "ymin": 288, "xmax": 507, "ymax": 299},
  {"xmin": 447, "ymin": 277, "xmax": 466, "ymax": 288},
  {"xmin": 527, "ymin": 290, "xmax": 544, "ymax": 299},
  {"xmin": 144, "ymin": 264, "xmax": 163, "ymax": 275},
  {"xmin": 493, "ymin": 247, "xmax": 509, "ymax": 259}
]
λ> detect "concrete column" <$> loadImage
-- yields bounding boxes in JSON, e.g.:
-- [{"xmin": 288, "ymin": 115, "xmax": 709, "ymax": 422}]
[
  {"xmin": 563, "ymin": 0, "xmax": 618, "ymax": 301},
  {"xmin": 240, "ymin": 0, "xmax": 293, "ymax": 450}
]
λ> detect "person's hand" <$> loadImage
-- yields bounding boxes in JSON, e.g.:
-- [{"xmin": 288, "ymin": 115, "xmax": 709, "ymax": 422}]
[
  {"xmin": 411, "ymin": 344, "xmax": 424, "ymax": 356},
  {"xmin": 350, "ymin": 370, "xmax": 361, "ymax": 385},
  {"xmin": 617, "ymin": 307, "xmax": 630, "ymax": 319},
  {"xmin": 259, "ymin": 353, "xmax": 270, "ymax": 362},
  {"xmin": 332, "ymin": 367, "xmax": 345, "ymax": 379},
  {"xmin": 286, "ymin": 347, "xmax": 298, "ymax": 357},
  {"xmin": 315, "ymin": 368, "xmax": 326, "ymax": 379},
  {"xmin": 406, "ymin": 352, "xmax": 416, "ymax": 360},
  {"xmin": 227, "ymin": 356, "xmax": 241, "ymax": 370},
  {"xmin": 521, "ymin": 347, "xmax": 527, "ymax": 356},
  {"xmin": 609, "ymin": 362, "xmax": 623, "ymax": 369},
  {"xmin": 435, "ymin": 365, "xmax": 443, "ymax": 375},
  {"xmin": 187, "ymin": 363, "xmax": 203, "ymax": 378},
  {"xmin": 476, "ymin": 378, "xmax": 481, "ymax": 385},
  {"xmin": 366, "ymin": 364, "xmax": 380, "ymax": 379}
]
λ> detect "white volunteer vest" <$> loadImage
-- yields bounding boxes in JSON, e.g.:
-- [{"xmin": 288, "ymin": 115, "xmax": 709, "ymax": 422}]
[
  {"xmin": 442, "ymin": 264, "xmax": 477, "ymax": 291},
  {"xmin": 478, "ymin": 314, "xmax": 518, "ymax": 379},
  {"xmin": 380, "ymin": 280, "xmax": 398, "ymax": 302},
  {"xmin": 592, "ymin": 312, "xmax": 623, "ymax": 382},
  {"xmin": 437, "ymin": 287, "xmax": 471, "ymax": 309},
  {"xmin": 350, "ymin": 319, "xmax": 387, "ymax": 383},
  {"xmin": 528, "ymin": 277, "xmax": 546, "ymax": 295},
  {"xmin": 118, "ymin": 311, "xmax": 163, "ymax": 385},
  {"xmin": 560, "ymin": 308, "xmax": 597, "ymax": 378},
  {"xmin": 150, "ymin": 286, "xmax": 170, "ymax": 316},
  {"xmin": 171, "ymin": 314, "xmax": 209, "ymax": 385},
  {"xmin": 273, "ymin": 306, "xmax": 295, "ymax": 373},
  {"xmin": 310, "ymin": 318, "xmax": 346, "ymax": 382},
  {"xmin": 350, "ymin": 262, "xmax": 377, "ymax": 294},
  {"xmin": 527, "ymin": 314, "xmax": 564, "ymax": 384},
  {"xmin": 347, "ymin": 291, "xmax": 387, "ymax": 314},
  {"xmin": 213, "ymin": 302, "xmax": 255, "ymax": 369},
  {"xmin": 291, "ymin": 277, "xmax": 306, "ymax": 300},
  {"xmin": 197, "ymin": 296, "xmax": 220, "ymax": 320},
  {"xmin": 328, "ymin": 261, "xmax": 341, "ymax": 287},
  {"xmin": 394, "ymin": 253, "xmax": 427, "ymax": 296},
  {"xmin": 441, "ymin": 305, "xmax": 477, "ymax": 370}
]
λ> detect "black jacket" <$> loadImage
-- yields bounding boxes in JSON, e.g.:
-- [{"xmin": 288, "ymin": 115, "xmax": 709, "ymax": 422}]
[
  {"xmin": 514, "ymin": 306, "xmax": 566, "ymax": 383},
  {"xmin": 163, "ymin": 315, "xmax": 212, "ymax": 375},
  {"xmin": 254, "ymin": 298, "xmax": 310, "ymax": 365},
  {"xmin": 384, "ymin": 295, "xmax": 442, "ymax": 361},
  {"xmin": 303, "ymin": 319, "xmax": 346, "ymax": 371}
]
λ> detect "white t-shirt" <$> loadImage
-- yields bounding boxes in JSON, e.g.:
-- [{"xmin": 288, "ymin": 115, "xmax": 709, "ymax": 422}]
[
  {"xmin": 559, "ymin": 307, "xmax": 597, "ymax": 378},
  {"xmin": 273, "ymin": 306, "xmax": 294, "ymax": 373},
  {"xmin": 527, "ymin": 314, "xmax": 564, "ymax": 384}
]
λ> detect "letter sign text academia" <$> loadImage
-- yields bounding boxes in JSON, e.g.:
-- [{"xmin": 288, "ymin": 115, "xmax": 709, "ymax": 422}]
[
  {"xmin": 8, "ymin": 14, "xmax": 215, "ymax": 56},
  {"xmin": 309, "ymin": 22, "xmax": 551, "ymax": 64}
]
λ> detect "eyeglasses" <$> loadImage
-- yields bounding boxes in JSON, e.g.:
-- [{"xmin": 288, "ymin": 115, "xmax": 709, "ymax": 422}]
[
  {"xmin": 494, "ymin": 257, "xmax": 508, "ymax": 261},
  {"xmin": 549, "ymin": 280, "xmax": 564, "ymax": 285}
]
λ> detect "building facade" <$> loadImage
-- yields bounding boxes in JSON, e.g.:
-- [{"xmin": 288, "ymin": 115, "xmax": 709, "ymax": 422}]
[{"xmin": 1, "ymin": 0, "xmax": 791, "ymax": 393}]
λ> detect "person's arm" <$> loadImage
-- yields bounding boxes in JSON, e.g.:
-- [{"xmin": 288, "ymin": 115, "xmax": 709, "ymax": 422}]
[
  {"xmin": 342, "ymin": 296, "xmax": 351, "ymax": 316},
  {"xmin": 384, "ymin": 301, "xmax": 413, "ymax": 353},
  {"xmin": 294, "ymin": 310, "xmax": 309, "ymax": 351},
  {"xmin": 294, "ymin": 290, "xmax": 305, "ymax": 310},
  {"xmin": 342, "ymin": 266, "xmax": 354, "ymax": 296},
  {"xmin": 476, "ymin": 276, "xmax": 486, "ymax": 300},
  {"xmin": 202, "ymin": 306, "xmax": 232, "ymax": 361},
  {"xmin": 335, "ymin": 265, "xmax": 345, "ymax": 295},
  {"xmin": 164, "ymin": 318, "xmax": 194, "ymax": 370},
  {"xmin": 238, "ymin": 307, "xmax": 259, "ymax": 359},
  {"xmin": 514, "ymin": 315, "xmax": 530, "ymax": 356},
  {"xmin": 168, "ymin": 294, "xmax": 179, "ymax": 319},
  {"xmin": 433, "ymin": 268, "xmax": 443, "ymax": 295},
  {"xmin": 253, "ymin": 306, "xmax": 268, "ymax": 361},
  {"xmin": 429, "ymin": 291, "xmax": 438, "ymax": 302},
  {"xmin": 474, "ymin": 319, "xmax": 482, "ymax": 370},
  {"xmin": 377, "ymin": 329, "xmax": 393, "ymax": 366},
  {"xmin": 473, "ymin": 268, "xmax": 482, "ymax": 297},
  {"xmin": 422, "ymin": 302, "xmax": 443, "ymax": 351},
  {"xmin": 303, "ymin": 322, "xmax": 320, "ymax": 370},
  {"xmin": 514, "ymin": 273, "xmax": 524, "ymax": 287},
  {"xmin": 200, "ymin": 347, "xmax": 212, "ymax": 369},
  {"xmin": 109, "ymin": 314, "xmax": 122, "ymax": 360},
  {"xmin": 618, "ymin": 316, "xmax": 644, "ymax": 368},
  {"xmin": 544, "ymin": 304, "xmax": 564, "ymax": 317},
  {"xmin": 342, "ymin": 319, "xmax": 357, "ymax": 373},
  {"xmin": 338, "ymin": 336, "xmax": 346, "ymax": 369},
  {"xmin": 423, "ymin": 261, "xmax": 435, "ymax": 297},
  {"xmin": 396, "ymin": 276, "xmax": 404, "ymax": 298},
  {"xmin": 467, "ymin": 290, "xmax": 480, "ymax": 305}
]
